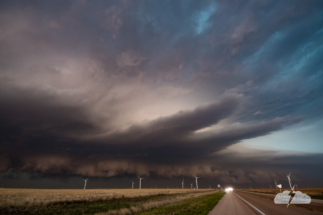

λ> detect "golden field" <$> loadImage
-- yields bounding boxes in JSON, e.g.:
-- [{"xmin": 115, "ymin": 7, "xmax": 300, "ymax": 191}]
[{"xmin": 0, "ymin": 188, "xmax": 209, "ymax": 207}]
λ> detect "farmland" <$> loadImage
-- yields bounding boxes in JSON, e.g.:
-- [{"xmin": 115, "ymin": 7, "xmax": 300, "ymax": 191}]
[{"xmin": 0, "ymin": 188, "xmax": 224, "ymax": 215}]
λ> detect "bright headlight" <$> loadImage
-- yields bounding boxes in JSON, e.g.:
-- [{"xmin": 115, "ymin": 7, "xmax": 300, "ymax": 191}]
[{"xmin": 225, "ymin": 187, "xmax": 233, "ymax": 192}]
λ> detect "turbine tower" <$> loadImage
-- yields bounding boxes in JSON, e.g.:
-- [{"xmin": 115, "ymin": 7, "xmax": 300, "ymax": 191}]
[
  {"xmin": 193, "ymin": 176, "xmax": 200, "ymax": 189},
  {"xmin": 84, "ymin": 178, "xmax": 89, "ymax": 190},
  {"xmin": 287, "ymin": 173, "xmax": 293, "ymax": 189},
  {"xmin": 138, "ymin": 176, "xmax": 144, "ymax": 189},
  {"xmin": 182, "ymin": 179, "xmax": 184, "ymax": 189},
  {"xmin": 132, "ymin": 181, "xmax": 134, "ymax": 189}
]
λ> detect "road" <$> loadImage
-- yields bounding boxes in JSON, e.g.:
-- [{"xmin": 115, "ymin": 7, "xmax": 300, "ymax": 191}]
[{"xmin": 209, "ymin": 190, "xmax": 323, "ymax": 215}]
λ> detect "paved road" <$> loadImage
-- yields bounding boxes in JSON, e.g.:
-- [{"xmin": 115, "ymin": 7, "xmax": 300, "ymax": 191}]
[{"xmin": 209, "ymin": 190, "xmax": 323, "ymax": 215}]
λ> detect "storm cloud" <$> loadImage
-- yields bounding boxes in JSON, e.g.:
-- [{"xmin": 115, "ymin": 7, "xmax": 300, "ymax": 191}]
[{"xmin": 0, "ymin": 0, "xmax": 323, "ymax": 188}]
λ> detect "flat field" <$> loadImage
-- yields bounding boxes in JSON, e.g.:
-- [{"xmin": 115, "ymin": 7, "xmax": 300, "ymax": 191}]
[
  {"xmin": 239, "ymin": 188, "xmax": 323, "ymax": 199},
  {"xmin": 0, "ymin": 188, "xmax": 201, "ymax": 207},
  {"xmin": 0, "ymin": 188, "xmax": 223, "ymax": 215}
]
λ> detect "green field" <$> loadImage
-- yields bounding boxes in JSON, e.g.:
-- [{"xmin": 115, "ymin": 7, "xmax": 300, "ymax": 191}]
[{"xmin": 138, "ymin": 191, "xmax": 225, "ymax": 215}]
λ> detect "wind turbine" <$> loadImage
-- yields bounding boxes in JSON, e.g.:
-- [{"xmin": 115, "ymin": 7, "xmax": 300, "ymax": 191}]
[
  {"xmin": 84, "ymin": 178, "xmax": 89, "ymax": 190},
  {"xmin": 182, "ymin": 179, "xmax": 184, "ymax": 189},
  {"xmin": 138, "ymin": 176, "xmax": 144, "ymax": 189},
  {"xmin": 193, "ymin": 176, "xmax": 200, "ymax": 189},
  {"xmin": 286, "ymin": 173, "xmax": 296, "ymax": 208},
  {"xmin": 132, "ymin": 181, "xmax": 134, "ymax": 189}
]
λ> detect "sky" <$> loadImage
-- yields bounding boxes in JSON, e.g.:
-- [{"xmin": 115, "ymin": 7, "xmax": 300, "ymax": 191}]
[{"xmin": 0, "ymin": 0, "xmax": 323, "ymax": 189}]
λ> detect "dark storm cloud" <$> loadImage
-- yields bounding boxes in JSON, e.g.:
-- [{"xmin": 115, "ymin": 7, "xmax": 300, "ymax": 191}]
[{"xmin": 0, "ymin": 0, "xmax": 323, "ymax": 186}]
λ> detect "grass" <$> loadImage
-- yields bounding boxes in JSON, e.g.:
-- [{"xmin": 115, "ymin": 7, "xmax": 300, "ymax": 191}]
[
  {"xmin": 136, "ymin": 191, "xmax": 225, "ymax": 215},
  {"xmin": 0, "ymin": 189, "xmax": 216, "ymax": 215},
  {"xmin": 2, "ymin": 199, "xmax": 131, "ymax": 215},
  {"xmin": 0, "ymin": 188, "xmax": 198, "ymax": 207}
]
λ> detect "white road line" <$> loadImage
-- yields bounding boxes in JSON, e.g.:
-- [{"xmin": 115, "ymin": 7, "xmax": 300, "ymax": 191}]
[{"xmin": 235, "ymin": 193, "xmax": 266, "ymax": 215}]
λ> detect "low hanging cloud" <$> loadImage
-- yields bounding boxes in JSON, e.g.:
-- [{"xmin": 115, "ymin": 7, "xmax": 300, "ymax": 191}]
[{"xmin": 0, "ymin": 94, "xmax": 305, "ymax": 182}]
